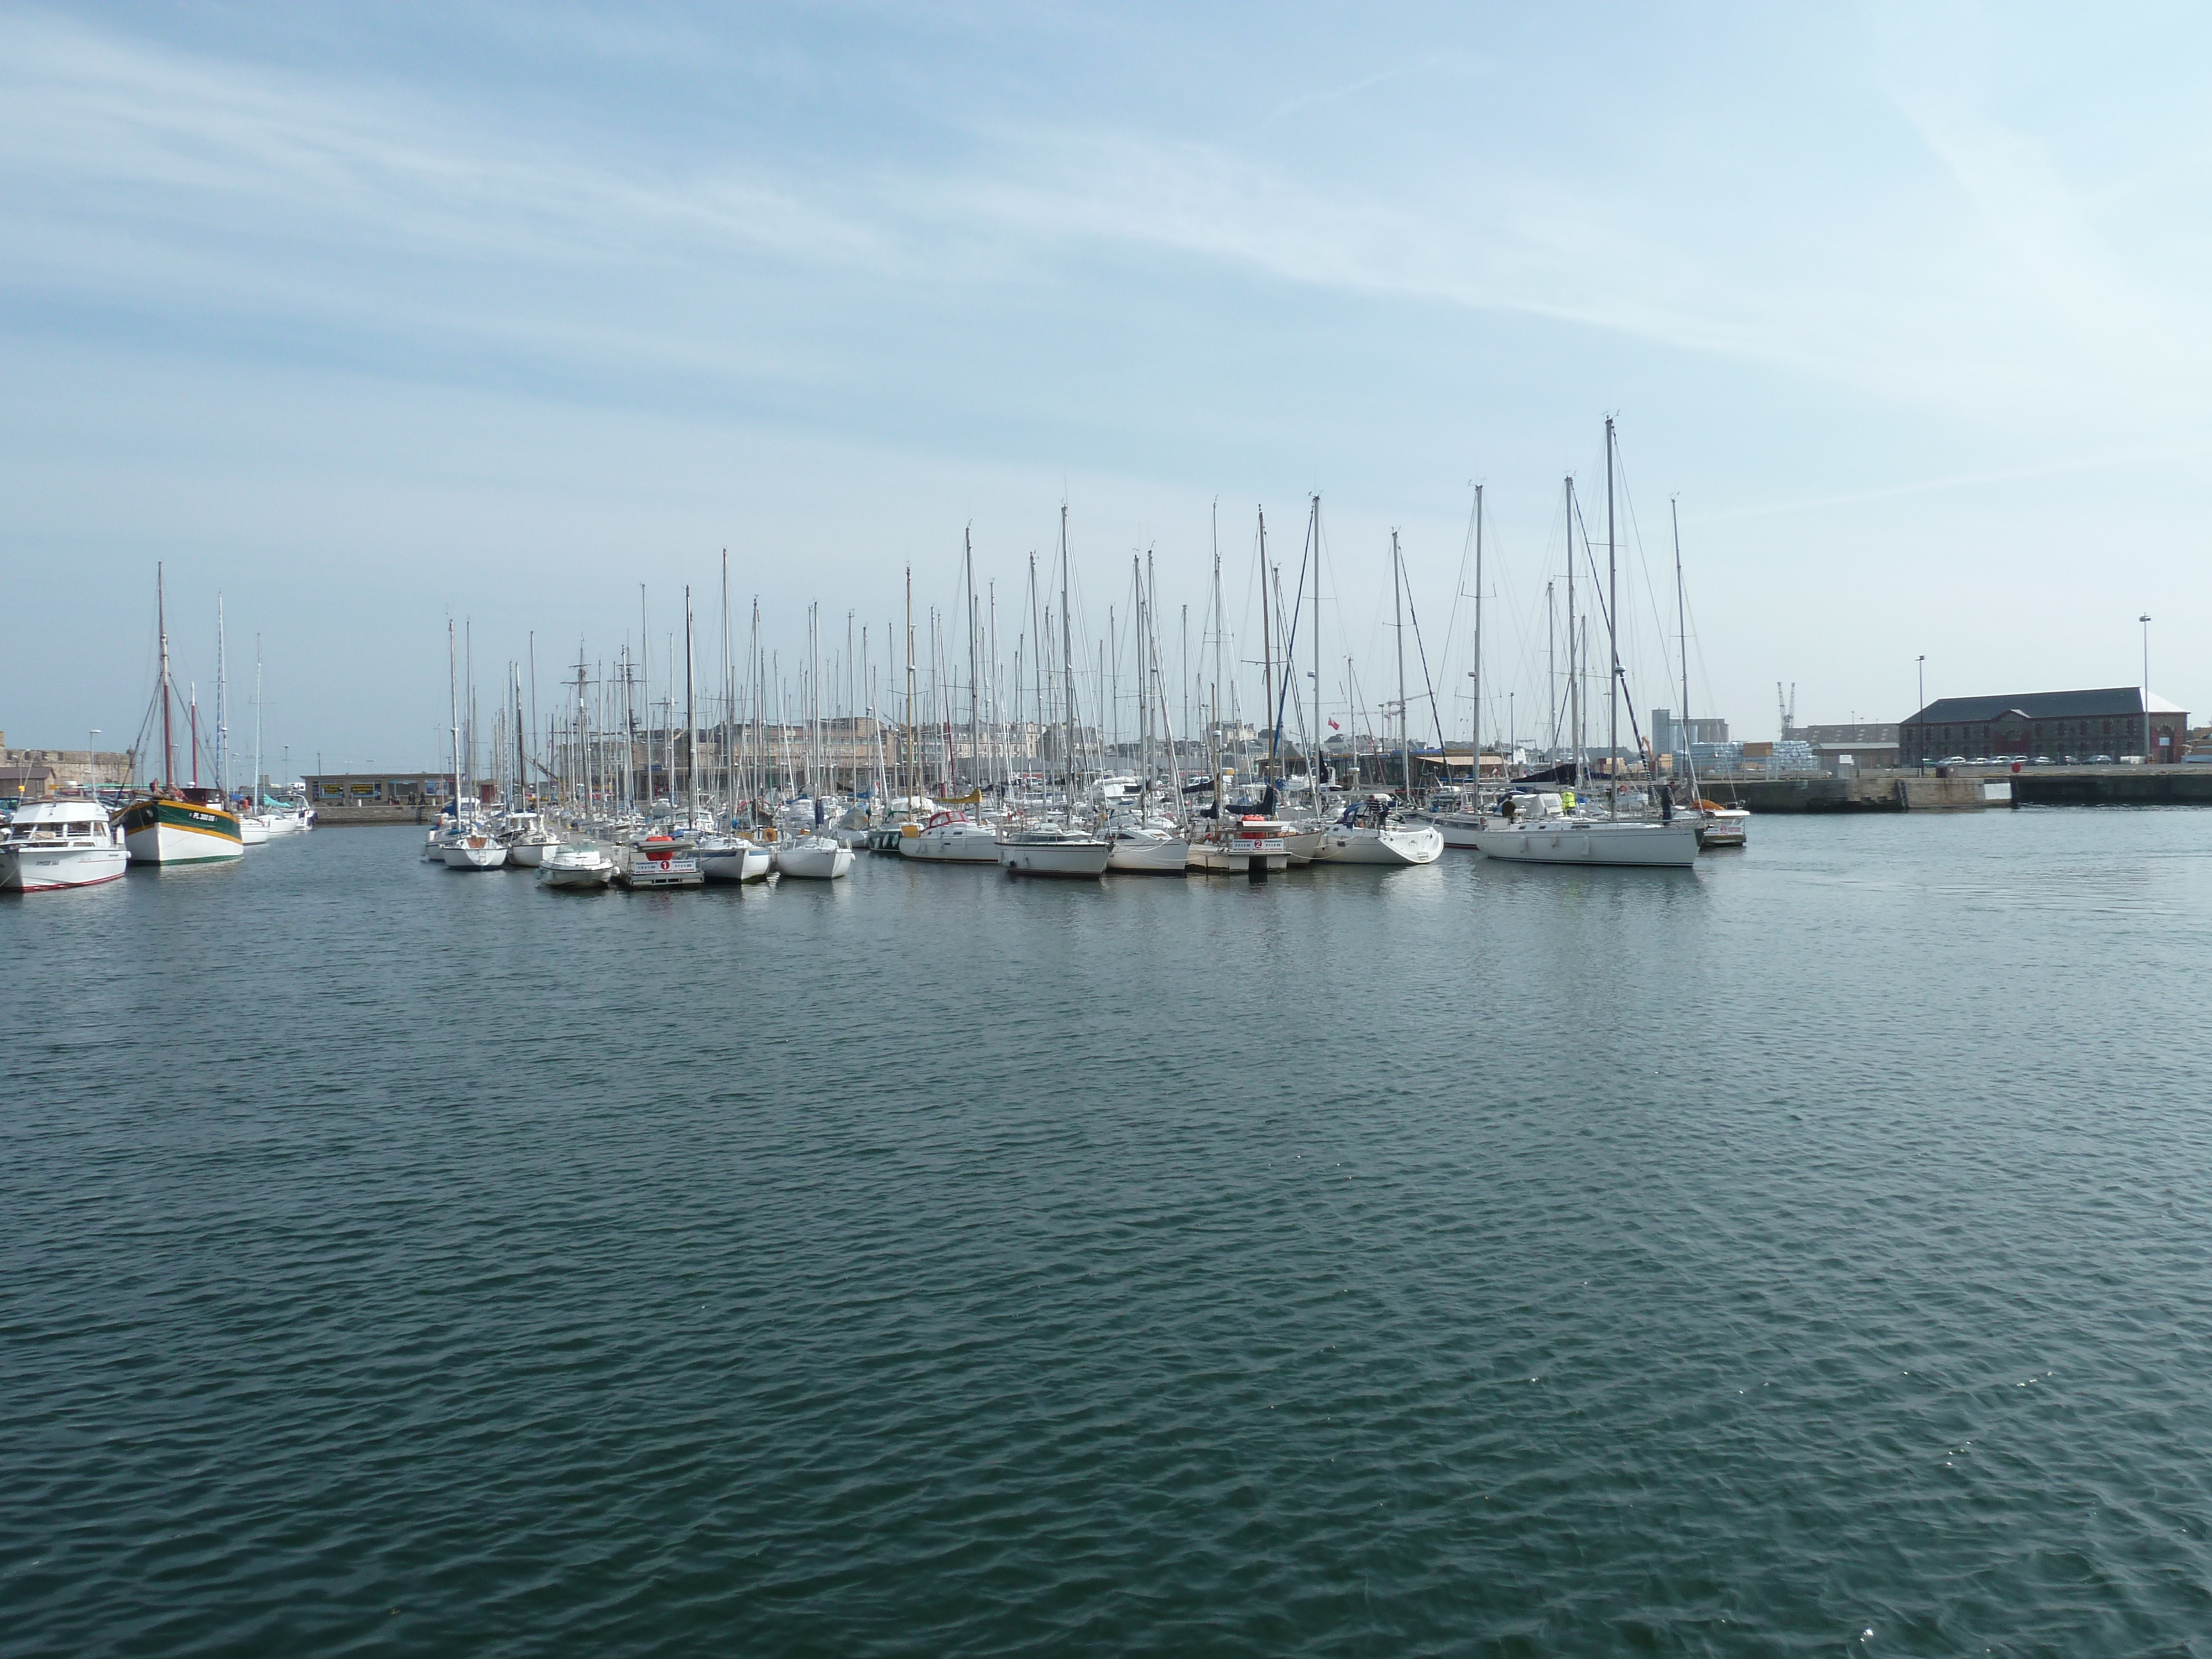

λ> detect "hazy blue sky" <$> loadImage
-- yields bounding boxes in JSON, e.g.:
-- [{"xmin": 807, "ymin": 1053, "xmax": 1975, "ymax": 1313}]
[{"xmin": 5, "ymin": 2, "xmax": 2208, "ymax": 770}]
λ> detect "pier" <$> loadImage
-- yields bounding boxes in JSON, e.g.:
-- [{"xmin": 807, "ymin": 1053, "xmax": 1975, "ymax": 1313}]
[{"xmin": 1700, "ymin": 766, "xmax": 2212, "ymax": 812}]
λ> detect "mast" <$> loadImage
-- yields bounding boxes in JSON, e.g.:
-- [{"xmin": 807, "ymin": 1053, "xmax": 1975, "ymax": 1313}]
[
  {"xmin": 1472, "ymin": 484, "xmax": 1484, "ymax": 774},
  {"xmin": 448, "ymin": 619, "xmax": 461, "ymax": 821},
  {"xmin": 252, "ymin": 636, "xmax": 264, "ymax": 810},
  {"xmin": 158, "ymin": 564, "xmax": 175, "ymax": 787},
  {"xmin": 1311, "ymin": 495, "xmax": 1323, "ymax": 785},
  {"xmin": 1565, "ymin": 477, "xmax": 1580, "ymax": 790},
  {"xmin": 528, "ymin": 633, "xmax": 539, "ymax": 805},
  {"xmin": 721, "ymin": 553, "xmax": 732, "ymax": 811},
  {"xmin": 514, "ymin": 661, "xmax": 527, "ymax": 807},
  {"xmin": 904, "ymin": 566, "xmax": 916, "ymax": 805},
  {"xmin": 215, "ymin": 594, "xmax": 228, "ymax": 799},
  {"xmin": 1394, "ymin": 530, "xmax": 1410, "ymax": 798},
  {"xmin": 966, "ymin": 529, "xmax": 980, "ymax": 797},
  {"xmin": 685, "ymin": 586, "xmax": 698, "ymax": 818},
  {"xmin": 1673, "ymin": 497, "xmax": 1700, "ymax": 806},
  {"xmin": 1258, "ymin": 506, "xmax": 1274, "ymax": 781},
  {"xmin": 1606, "ymin": 415, "xmax": 1619, "ymax": 820},
  {"xmin": 1060, "ymin": 503, "xmax": 1076, "ymax": 808}
]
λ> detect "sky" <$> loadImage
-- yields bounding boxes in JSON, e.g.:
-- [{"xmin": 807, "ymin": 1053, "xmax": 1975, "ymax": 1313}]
[{"xmin": 4, "ymin": 1, "xmax": 2209, "ymax": 773}]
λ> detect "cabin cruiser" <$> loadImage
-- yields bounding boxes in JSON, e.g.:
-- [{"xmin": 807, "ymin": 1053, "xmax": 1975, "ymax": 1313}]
[
  {"xmin": 538, "ymin": 841, "xmax": 615, "ymax": 889},
  {"xmin": 775, "ymin": 835, "xmax": 855, "ymax": 880},
  {"xmin": 1, "ymin": 800, "xmax": 130, "ymax": 891}
]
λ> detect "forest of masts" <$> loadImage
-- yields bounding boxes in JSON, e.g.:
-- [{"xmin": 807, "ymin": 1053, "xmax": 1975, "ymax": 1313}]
[{"xmin": 447, "ymin": 476, "xmax": 1713, "ymax": 810}]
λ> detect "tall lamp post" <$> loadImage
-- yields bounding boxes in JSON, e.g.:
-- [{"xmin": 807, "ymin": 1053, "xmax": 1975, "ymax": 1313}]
[
  {"xmin": 2140, "ymin": 614, "xmax": 2153, "ymax": 763},
  {"xmin": 1916, "ymin": 656, "xmax": 1926, "ymax": 772}
]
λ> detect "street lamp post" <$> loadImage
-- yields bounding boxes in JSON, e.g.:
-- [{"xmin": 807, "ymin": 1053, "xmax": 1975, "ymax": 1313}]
[
  {"xmin": 1916, "ymin": 656, "xmax": 1926, "ymax": 772},
  {"xmin": 2140, "ymin": 614, "xmax": 2153, "ymax": 763}
]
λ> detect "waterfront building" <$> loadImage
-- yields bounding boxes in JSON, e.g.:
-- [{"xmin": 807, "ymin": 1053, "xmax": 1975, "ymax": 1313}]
[{"xmin": 1900, "ymin": 688, "xmax": 2187, "ymax": 766}]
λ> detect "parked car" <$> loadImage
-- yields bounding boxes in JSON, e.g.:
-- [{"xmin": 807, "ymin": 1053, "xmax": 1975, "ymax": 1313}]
[
  {"xmin": 2091, "ymin": 754, "xmax": 2114, "ymax": 764},
  {"xmin": 1938, "ymin": 755, "xmax": 1968, "ymax": 767}
]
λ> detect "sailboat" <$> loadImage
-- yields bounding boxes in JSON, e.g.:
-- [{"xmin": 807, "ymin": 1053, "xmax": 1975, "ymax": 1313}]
[
  {"xmin": 998, "ymin": 505, "xmax": 1111, "ymax": 877},
  {"xmin": 118, "ymin": 568, "xmax": 245, "ymax": 865},
  {"xmin": 1470, "ymin": 421, "xmax": 1698, "ymax": 869},
  {"xmin": 437, "ymin": 620, "xmax": 507, "ymax": 870},
  {"xmin": 1311, "ymin": 533, "xmax": 1443, "ymax": 866}
]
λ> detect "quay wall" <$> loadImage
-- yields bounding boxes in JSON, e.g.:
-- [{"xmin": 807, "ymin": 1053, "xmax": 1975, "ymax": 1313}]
[{"xmin": 1702, "ymin": 766, "xmax": 2212, "ymax": 812}]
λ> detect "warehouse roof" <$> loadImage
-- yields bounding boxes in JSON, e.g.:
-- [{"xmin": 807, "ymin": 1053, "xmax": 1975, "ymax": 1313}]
[{"xmin": 1905, "ymin": 687, "xmax": 2185, "ymax": 724}]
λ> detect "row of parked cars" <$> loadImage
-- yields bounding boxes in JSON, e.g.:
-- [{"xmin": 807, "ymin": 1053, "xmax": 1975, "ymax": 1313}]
[{"xmin": 1935, "ymin": 754, "xmax": 2125, "ymax": 767}]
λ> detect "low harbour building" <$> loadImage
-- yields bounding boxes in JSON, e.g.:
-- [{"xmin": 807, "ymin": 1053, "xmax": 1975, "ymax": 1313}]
[{"xmin": 1900, "ymin": 688, "xmax": 2187, "ymax": 766}]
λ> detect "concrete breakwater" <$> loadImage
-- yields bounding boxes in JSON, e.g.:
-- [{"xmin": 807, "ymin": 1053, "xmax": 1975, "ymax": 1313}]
[{"xmin": 1697, "ymin": 768, "xmax": 2212, "ymax": 812}]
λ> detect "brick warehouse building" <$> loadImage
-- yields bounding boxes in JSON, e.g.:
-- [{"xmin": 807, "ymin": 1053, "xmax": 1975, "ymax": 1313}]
[{"xmin": 1900, "ymin": 687, "xmax": 2187, "ymax": 766}]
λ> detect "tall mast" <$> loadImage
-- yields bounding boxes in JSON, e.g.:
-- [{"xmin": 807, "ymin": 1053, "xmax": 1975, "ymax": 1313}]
[
  {"xmin": 252, "ymin": 636, "xmax": 263, "ymax": 810},
  {"xmin": 1606, "ymin": 415, "xmax": 1619, "ymax": 820},
  {"xmin": 685, "ymin": 587, "xmax": 698, "ymax": 817},
  {"xmin": 527, "ymin": 633, "xmax": 539, "ymax": 805},
  {"xmin": 966, "ymin": 528, "xmax": 980, "ymax": 797},
  {"xmin": 1673, "ymin": 497, "xmax": 1700, "ymax": 805},
  {"xmin": 1394, "ymin": 530, "xmax": 1410, "ymax": 797},
  {"xmin": 1265, "ymin": 507, "xmax": 1283, "ymax": 787},
  {"xmin": 448, "ymin": 619, "xmax": 461, "ymax": 820},
  {"xmin": 1565, "ymin": 477, "xmax": 1580, "ymax": 790},
  {"xmin": 158, "ymin": 564, "xmax": 174, "ymax": 787},
  {"xmin": 904, "ymin": 566, "xmax": 916, "ymax": 805},
  {"xmin": 721, "ymin": 552, "xmax": 732, "ymax": 810},
  {"xmin": 1472, "ymin": 484, "xmax": 1484, "ymax": 770},
  {"xmin": 514, "ymin": 661, "xmax": 527, "ymax": 807},
  {"xmin": 215, "ymin": 593, "xmax": 228, "ymax": 798},
  {"xmin": 1060, "ymin": 503, "xmax": 1076, "ymax": 806},
  {"xmin": 1311, "ymin": 494, "xmax": 1323, "ymax": 785}
]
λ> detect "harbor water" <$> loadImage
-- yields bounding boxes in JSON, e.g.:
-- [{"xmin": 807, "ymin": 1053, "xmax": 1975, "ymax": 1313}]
[{"xmin": 6, "ymin": 815, "xmax": 2211, "ymax": 1654}]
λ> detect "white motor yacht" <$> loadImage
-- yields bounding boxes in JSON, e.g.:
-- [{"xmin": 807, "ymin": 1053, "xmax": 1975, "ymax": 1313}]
[
  {"xmin": 502, "ymin": 812, "xmax": 560, "ymax": 868},
  {"xmin": 1, "ymin": 800, "xmax": 130, "ymax": 891}
]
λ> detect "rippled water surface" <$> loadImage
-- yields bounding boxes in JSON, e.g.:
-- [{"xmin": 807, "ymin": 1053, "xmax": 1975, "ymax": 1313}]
[{"xmin": 6, "ymin": 813, "xmax": 2212, "ymax": 1656}]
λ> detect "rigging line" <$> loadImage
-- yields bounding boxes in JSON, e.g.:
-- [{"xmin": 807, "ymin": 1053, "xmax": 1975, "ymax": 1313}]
[{"xmin": 1395, "ymin": 543, "xmax": 1449, "ymax": 751}]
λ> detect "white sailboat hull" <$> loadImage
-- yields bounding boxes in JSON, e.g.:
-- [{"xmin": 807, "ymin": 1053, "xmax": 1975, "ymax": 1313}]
[
  {"xmin": 901, "ymin": 825, "xmax": 1001, "ymax": 863},
  {"xmin": 699, "ymin": 841, "xmax": 773, "ymax": 882},
  {"xmin": 1312, "ymin": 824, "xmax": 1446, "ymax": 865},
  {"xmin": 776, "ymin": 839, "xmax": 854, "ymax": 879},
  {"xmin": 1471, "ymin": 820, "xmax": 1699, "ymax": 868},
  {"xmin": 1105, "ymin": 832, "xmax": 1188, "ymax": 873},
  {"xmin": 997, "ymin": 836, "xmax": 1112, "ymax": 877},
  {"xmin": 441, "ymin": 837, "xmax": 509, "ymax": 869}
]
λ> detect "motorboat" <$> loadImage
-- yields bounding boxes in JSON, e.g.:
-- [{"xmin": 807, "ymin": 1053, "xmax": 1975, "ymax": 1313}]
[
  {"xmin": 238, "ymin": 815, "xmax": 272, "ymax": 846},
  {"xmin": 1691, "ymin": 801, "xmax": 1749, "ymax": 849},
  {"xmin": 997, "ymin": 821, "xmax": 1112, "ymax": 878},
  {"xmin": 1468, "ymin": 792, "xmax": 1698, "ymax": 868},
  {"xmin": 902, "ymin": 810, "xmax": 1003, "ymax": 864},
  {"xmin": 615, "ymin": 832, "xmax": 703, "ymax": 888},
  {"xmin": 1187, "ymin": 815, "xmax": 1290, "ymax": 877},
  {"xmin": 776, "ymin": 834, "xmax": 855, "ymax": 880},
  {"xmin": 538, "ymin": 841, "xmax": 615, "ymax": 889},
  {"xmin": 1, "ymin": 800, "xmax": 130, "ymax": 891}
]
